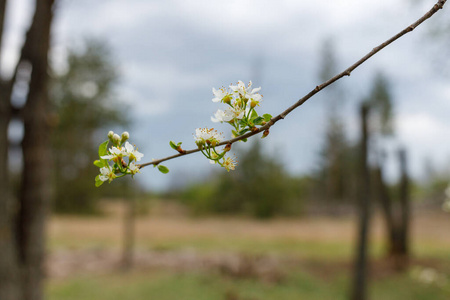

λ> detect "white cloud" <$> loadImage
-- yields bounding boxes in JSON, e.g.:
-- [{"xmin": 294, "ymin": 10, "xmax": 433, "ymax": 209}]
[
  {"xmin": 396, "ymin": 112, "xmax": 450, "ymax": 177},
  {"xmin": 5, "ymin": 0, "xmax": 448, "ymax": 189}
]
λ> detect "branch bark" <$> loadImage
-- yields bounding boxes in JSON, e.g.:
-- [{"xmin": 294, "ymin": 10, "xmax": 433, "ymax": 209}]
[{"xmin": 139, "ymin": 0, "xmax": 447, "ymax": 169}]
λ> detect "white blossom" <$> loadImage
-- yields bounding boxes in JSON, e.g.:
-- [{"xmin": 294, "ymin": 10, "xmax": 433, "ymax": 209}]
[
  {"xmin": 124, "ymin": 141, "xmax": 144, "ymax": 162},
  {"xmin": 229, "ymin": 80, "xmax": 262, "ymax": 102},
  {"xmin": 194, "ymin": 127, "xmax": 224, "ymax": 146},
  {"xmin": 212, "ymin": 87, "xmax": 229, "ymax": 102},
  {"xmin": 99, "ymin": 165, "xmax": 116, "ymax": 182},
  {"xmin": 222, "ymin": 155, "xmax": 238, "ymax": 172},
  {"xmin": 211, "ymin": 106, "xmax": 244, "ymax": 123},
  {"xmin": 128, "ymin": 162, "xmax": 141, "ymax": 175},
  {"xmin": 101, "ymin": 146, "xmax": 126, "ymax": 160}
]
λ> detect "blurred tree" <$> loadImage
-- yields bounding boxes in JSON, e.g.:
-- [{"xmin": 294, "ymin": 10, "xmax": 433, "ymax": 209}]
[
  {"xmin": 194, "ymin": 141, "xmax": 304, "ymax": 219},
  {"xmin": 365, "ymin": 73, "xmax": 394, "ymax": 137},
  {"xmin": 364, "ymin": 72, "xmax": 411, "ymax": 268},
  {"xmin": 0, "ymin": 0, "xmax": 18, "ymax": 297},
  {"xmin": 351, "ymin": 103, "xmax": 371, "ymax": 300},
  {"xmin": 314, "ymin": 39, "xmax": 355, "ymax": 211},
  {"xmin": 0, "ymin": 1, "xmax": 55, "ymax": 299},
  {"xmin": 50, "ymin": 39, "xmax": 129, "ymax": 214}
]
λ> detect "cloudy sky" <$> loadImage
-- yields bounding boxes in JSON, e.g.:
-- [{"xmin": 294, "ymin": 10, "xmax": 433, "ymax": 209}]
[{"xmin": 3, "ymin": 0, "xmax": 449, "ymax": 190}]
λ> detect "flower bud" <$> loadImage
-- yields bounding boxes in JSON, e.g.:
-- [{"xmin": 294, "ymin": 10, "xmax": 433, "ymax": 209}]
[
  {"xmin": 196, "ymin": 140, "xmax": 205, "ymax": 149},
  {"xmin": 222, "ymin": 95, "xmax": 232, "ymax": 105},
  {"xmin": 113, "ymin": 133, "xmax": 121, "ymax": 145},
  {"xmin": 224, "ymin": 143, "xmax": 232, "ymax": 152},
  {"xmin": 121, "ymin": 131, "xmax": 130, "ymax": 144},
  {"xmin": 108, "ymin": 131, "xmax": 114, "ymax": 139},
  {"xmin": 262, "ymin": 129, "xmax": 269, "ymax": 138}
]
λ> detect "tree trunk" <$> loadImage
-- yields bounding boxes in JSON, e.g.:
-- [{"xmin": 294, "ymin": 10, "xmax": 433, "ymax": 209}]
[
  {"xmin": 374, "ymin": 166, "xmax": 399, "ymax": 255},
  {"xmin": 0, "ymin": 86, "xmax": 20, "ymax": 300},
  {"xmin": 397, "ymin": 148, "xmax": 410, "ymax": 269},
  {"xmin": 375, "ymin": 161, "xmax": 411, "ymax": 271},
  {"xmin": 0, "ymin": 0, "xmax": 21, "ymax": 299},
  {"xmin": 351, "ymin": 103, "xmax": 371, "ymax": 300},
  {"xmin": 16, "ymin": 1, "xmax": 54, "ymax": 299}
]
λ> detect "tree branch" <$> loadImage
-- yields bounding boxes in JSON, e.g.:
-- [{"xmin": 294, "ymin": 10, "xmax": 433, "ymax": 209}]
[{"xmin": 139, "ymin": 0, "xmax": 447, "ymax": 169}]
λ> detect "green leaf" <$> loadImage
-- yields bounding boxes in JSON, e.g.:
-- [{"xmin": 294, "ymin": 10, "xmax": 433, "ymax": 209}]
[
  {"xmin": 238, "ymin": 128, "xmax": 250, "ymax": 136},
  {"xmin": 157, "ymin": 165, "xmax": 169, "ymax": 174},
  {"xmin": 250, "ymin": 109, "xmax": 258, "ymax": 119},
  {"xmin": 93, "ymin": 160, "xmax": 104, "ymax": 168},
  {"xmin": 98, "ymin": 140, "xmax": 109, "ymax": 157},
  {"xmin": 217, "ymin": 151, "xmax": 226, "ymax": 160},
  {"xmin": 232, "ymin": 130, "xmax": 239, "ymax": 137},
  {"xmin": 263, "ymin": 114, "xmax": 272, "ymax": 122},
  {"xmin": 169, "ymin": 141, "xmax": 178, "ymax": 150},
  {"xmin": 95, "ymin": 175, "xmax": 104, "ymax": 187},
  {"xmin": 253, "ymin": 116, "xmax": 264, "ymax": 125},
  {"xmin": 238, "ymin": 119, "xmax": 247, "ymax": 127}
]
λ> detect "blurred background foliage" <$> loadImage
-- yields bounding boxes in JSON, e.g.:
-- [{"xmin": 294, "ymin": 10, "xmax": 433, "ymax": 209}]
[
  {"xmin": 179, "ymin": 140, "xmax": 308, "ymax": 218},
  {"xmin": 50, "ymin": 39, "xmax": 131, "ymax": 214},
  {"xmin": 45, "ymin": 38, "xmax": 450, "ymax": 219}
]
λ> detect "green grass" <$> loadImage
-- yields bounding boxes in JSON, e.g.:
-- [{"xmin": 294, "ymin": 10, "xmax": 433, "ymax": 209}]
[
  {"xmin": 47, "ymin": 213, "xmax": 450, "ymax": 299},
  {"xmin": 48, "ymin": 268, "xmax": 450, "ymax": 300}
]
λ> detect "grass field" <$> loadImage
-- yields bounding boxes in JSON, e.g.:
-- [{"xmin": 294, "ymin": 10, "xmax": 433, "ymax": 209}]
[{"xmin": 46, "ymin": 203, "xmax": 450, "ymax": 299}]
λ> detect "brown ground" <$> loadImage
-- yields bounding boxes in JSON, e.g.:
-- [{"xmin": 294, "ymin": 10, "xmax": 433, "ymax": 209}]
[{"xmin": 47, "ymin": 203, "xmax": 450, "ymax": 280}]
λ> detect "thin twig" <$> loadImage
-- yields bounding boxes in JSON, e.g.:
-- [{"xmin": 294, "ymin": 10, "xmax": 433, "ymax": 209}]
[{"xmin": 139, "ymin": 0, "xmax": 447, "ymax": 169}]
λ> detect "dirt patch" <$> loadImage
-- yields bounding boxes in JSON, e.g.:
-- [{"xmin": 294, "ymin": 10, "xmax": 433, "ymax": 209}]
[
  {"xmin": 47, "ymin": 249, "xmax": 287, "ymax": 283},
  {"xmin": 47, "ymin": 248, "xmax": 448, "ymax": 284}
]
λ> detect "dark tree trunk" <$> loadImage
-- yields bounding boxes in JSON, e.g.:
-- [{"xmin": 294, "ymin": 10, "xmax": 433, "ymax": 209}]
[
  {"xmin": 17, "ymin": 0, "xmax": 54, "ymax": 298},
  {"xmin": 0, "ymin": 1, "xmax": 56, "ymax": 300},
  {"xmin": 374, "ymin": 165, "xmax": 399, "ymax": 255},
  {"xmin": 374, "ymin": 150, "xmax": 410, "ymax": 271},
  {"xmin": 0, "ymin": 88, "xmax": 20, "ymax": 300},
  {"xmin": 351, "ymin": 103, "xmax": 371, "ymax": 300},
  {"xmin": 0, "ymin": 0, "xmax": 21, "ymax": 299},
  {"xmin": 397, "ymin": 148, "xmax": 410, "ymax": 268}
]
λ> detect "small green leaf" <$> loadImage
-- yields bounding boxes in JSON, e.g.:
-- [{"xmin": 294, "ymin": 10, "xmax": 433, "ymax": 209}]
[
  {"xmin": 95, "ymin": 175, "xmax": 104, "ymax": 187},
  {"xmin": 237, "ymin": 119, "xmax": 247, "ymax": 127},
  {"xmin": 232, "ymin": 130, "xmax": 239, "ymax": 137},
  {"xmin": 157, "ymin": 165, "xmax": 169, "ymax": 174},
  {"xmin": 217, "ymin": 151, "xmax": 226, "ymax": 160},
  {"xmin": 263, "ymin": 114, "xmax": 272, "ymax": 122},
  {"xmin": 238, "ymin": 128, "xmax": 250, "ymax": 136},
  {"xmin": 93, "ymin": 160, "xmax": 104, "ymax": 168},
  {"xmin": 253, "ymin": 116, "xmax": 264, "ymax": 125},
  {"xmin": 98, "ymin": 140, "xmax": 109, "ymax": 157},
  {"xmin": 169, "ymin": 141, "xmax": 178, "ymax": 150},
  {"xmin": 250, "ymin": 109, "xmax": 258, "ymax": 119}
]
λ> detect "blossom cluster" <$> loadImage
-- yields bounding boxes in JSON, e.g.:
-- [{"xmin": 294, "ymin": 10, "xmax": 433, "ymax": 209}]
[
  {"xmin": 94, "ymin": 131, "xmax": 144, "ymax": 187},
  {"xmin": 191, "ymin": 80, "xmax": 271, "ymax": 171},
  {"xmin": 94, "ymin": 81, "xmax": 271, "ymax": 185},
  {"xmin": 192, "ymin": 127, "xmax": 237, "ymax": 171},
  {"xmin": 211, "ymin": 80, "xmax": 270, "ymax": 138}
]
